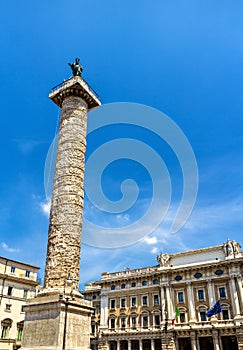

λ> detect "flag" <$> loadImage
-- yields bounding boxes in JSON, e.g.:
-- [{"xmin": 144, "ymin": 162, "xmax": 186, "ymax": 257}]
[
  {"xmin": 172, "ymin": 307, "xmax": 180, "ymax": 326},
  {"xmin": 206, "ymin": 300, "xmax": 222, "ymax": 317}
]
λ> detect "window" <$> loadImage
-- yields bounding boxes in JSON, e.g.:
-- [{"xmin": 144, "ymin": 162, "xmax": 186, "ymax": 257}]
[
  {"xmin": 198, "ymin": 289, "xmax": 205, "ymax": 301},
  {"xmin": 7, "ymin": 286, "xmax": 13, "ymax": 296},
  {"xmin": 153, "ymin": 295, "xmax": 159, "ymax": 305},
  {"xmin": 120, "ymin": 298, "xmax": 126, "ymax": 308},
  {"xmin": 110, "ymin": 318, "xmax": 115, "ymax": 329},
  {"xmin": 10, "ymin": 266, "xmax": 15, "ymax": 273},
  {"xmin": 121, "ymin": 318, "xmax": 126, "ymax": 329},
  {"xmin": 131, "ymin": 282, "xmax": 136, "ymax": 288},
  {"xmin": 5, "ymin": 304, "xmax": 11, "ymax": 311},
  {"xmin": 154, "ymin": 315, "xmax": 160, "ymax": 327},
  {"xmin": 1, "ymin": 326, "xmax": 7, "ymax": 339},
  {"xmin": 121, "ymin": 283, "xmax": 126, "ymax": 289},
  {"xmin": 111, "ymin": 285, "xmax": 115, "ymax": 290},
  {"xmin": 142, "ymin": 315, "xmax": 148, "ymax": 328},
  {"xmin": 92, "ymin": 295, "xmax": 96, "ymax": 300},
  {"xmin": 23, "ymin": 289, "xmax": 28, "ymax": 298},
  {"xmin": 110, "ymin": 299, "xmax": 116, "ymax": 309},
  {"xmin": 219, "ymin": 287, "xmax": 226, "ymax": 298},
  {"xmin": 142, "ymin": 281, "xmax": 147, "ymax": 286},
  {"xmin": 25, "ymin": 270, "xmax": 30, "ymax": 278},
  {"xmin": 178, "ymin": 292, "xmax": 184, "ymax": 303},
  {"xmin": 153, "ymin": 279, "xmax": 159, "ymax": 285},
  {"xmin": 175, "ymin": 275, "xmax": 182, "ymax": 281},
  {"xmin": 222, "ymin": 309, "xmax": 229, "ymax": 320},
  {"xmin": 17, "ymin": 322, "xmax": 23, "ymax": 341},
  {"xmin": 131, "ymin": 297, "xmax": 137, "ymax": 307},
  {"xmin": 1, "ymin": 319, "xmax": 12, "ymax": 339},
  {"xmin": 142, "ymin": 296, "xmax": 148, "ymax": 306},
  {"xmin": 200, "ymin": 311, "xmax": 207, "ymax": 321},
  {"xmin": 194, "ymin": 272, "xmax": 202, "ymax": 279},
  {"xmin": 131, "ymin": 316, "xmax": 137, "ymax": 328},
  {"xmin": 180, "ymin": 313, "xmax": 186, "ymax": 323}
]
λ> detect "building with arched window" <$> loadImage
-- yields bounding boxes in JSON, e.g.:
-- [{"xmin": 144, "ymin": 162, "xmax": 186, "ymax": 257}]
[
  {"xmin": 0, "ymin": 257, "xmax": 39, "ymax": 349},
  {"xmin": 83, "ymin": 240, "xmax": 243, "ymax": 350}
]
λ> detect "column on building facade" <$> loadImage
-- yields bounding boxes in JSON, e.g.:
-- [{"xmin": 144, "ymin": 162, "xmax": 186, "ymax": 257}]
[
  {"xmin": 151, "ymin": 339, "xmax": 155, "ymax": 350},
  {"xmin": 117, "ymin": 340, "xmax": 120, "ymax": 350},
  {"xmin": 100, "ymin": 291, "xmax": 109, "ymax": 329},
  {"xmin": 128, "ymin": 340, "xmax": 131, "ymax": 350},
  {"xmin": 190, "ymin": 332, "xmax": 197, "ymax": 350},
  {"xmin": 236, "ymin": 274, "xmax": 243, "ymax": 314},
  {"xmin": 229, "ymin": 276, "xmax": 241, "ymax": 317},
  {"xmin": 212, "ymin": 331, "xmax": 220, "ymax": 350},
  {"xmin": 139, "ymin": 339, "xmax": 143, "ymax": 350},
  {"xmin": 165, "ymin": 284, "xmax": 172, "ymax": 320},
  {"xmin": 206, "ymin": 278, "xmax": 215, "ymax": 306},
  {"xmin": 160, "ymin": 285, "xmax": 166, "ymax": 321},
  {"xmin": 186, "ymin": 282, "xmax": 196, "ymax": 322}
]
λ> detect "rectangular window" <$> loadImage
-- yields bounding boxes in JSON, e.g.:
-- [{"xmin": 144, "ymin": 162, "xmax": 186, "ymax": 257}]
[
  {"xmin": 198, "ymin": 289, "xmax": 204, "ymax": 301},
  {"xmin": 110, "ymin": 318, "xmax": 115, "ymax": 329},
  {"xmin": 200, "ymin": 312, "xmax": 207, "ymax": 321},
  {"xmin": 222, "ymin": 309, "xmax": 229, "ymax": 320},
  {"xmin": 153, "ymin": 295, "xmax": 159, "ymax": 305},
  {"xmin": 142, "ymin": 296, "xmax": 148, "ymax": 306},
  {"xmin": 143, "ymin": 316, "xmax": 148, "ymax": 328},
  {"xmin": 23, "ymin": 289, "xmax": 28, "ymax": 298},
  {"xmin": 178, "ymin": 292, "xmax": 184, "ymax": 302},
  {"xmin": 10, "ymin": 266, "xmax": 15, "ymax": 273},
  {"xmin": 110, "ymin": 299, "xmax": 116, "ymax": 309},
  {"xmin": 154, "ymin": 315, "xmax": 160, "ymax": 326},
  {"xmin": 219, "ymin": 287, "xmax": 226, "ymax": 298},
  {"xmin": 25, "ymin": 270, "xmax": 30, "ymax": 278},
  {"xmin": 5, "ymin": 304, "xmax": 11, "ymax": 311},
  {"xmin": 121, "ymin": 318, "xmax": 126, "ymax": 329},
  {"xmin": 7, "ymin": 286, "xmax": 13, "ymax": 296},
  {"xmin": 180, "ymin": 313, "xmax": 186, "ymax": 323},
  {"xmin": 131, "ymin": 297, "xmax": 137, "ymax": 307},
  {"xmin": 131, "ymin": 316, "xmax": 136, "ymax": 328},
  {"xmin": 120, "ymin": 298, "xmax": 126, "ymax": 308}
]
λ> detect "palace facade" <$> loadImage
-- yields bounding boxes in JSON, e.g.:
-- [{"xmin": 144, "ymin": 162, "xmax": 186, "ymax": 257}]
[
  {"xmin": 0, "ymin": 257, "xmax": 39, "ymax": 350},
  {"xmin": 83, "ymin": 240, "xmax": 243, "ymax": 350}
]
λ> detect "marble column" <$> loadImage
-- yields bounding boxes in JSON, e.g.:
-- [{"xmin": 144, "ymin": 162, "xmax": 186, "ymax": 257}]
[
  {"xmin": 229, "ymin": 276, "xmax": 241, "ymax": 316},
  {"xmin": 186, "ymin": 282, "xmax": 196, "ymax": 322}
]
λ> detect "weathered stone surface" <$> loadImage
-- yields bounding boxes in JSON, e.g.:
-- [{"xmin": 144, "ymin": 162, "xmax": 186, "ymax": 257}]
[
  {"xmin": 44, "ymin": 96, "xmax": 88, "ymax": 291},
  {"xmin": 21, "ymin": 293, "xmax": 93, "ymax": 350}
]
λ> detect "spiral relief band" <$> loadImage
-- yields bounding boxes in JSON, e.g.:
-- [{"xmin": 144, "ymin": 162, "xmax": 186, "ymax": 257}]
[{"xmin": 44, "ymin": 102, "xmax": 198, "ymax": 249}]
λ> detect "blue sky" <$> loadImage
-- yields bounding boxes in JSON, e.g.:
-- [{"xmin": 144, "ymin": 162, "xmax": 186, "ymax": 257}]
[{"xmin": 0, "ymin": 1, "xmax": 243, "ymax": 288}]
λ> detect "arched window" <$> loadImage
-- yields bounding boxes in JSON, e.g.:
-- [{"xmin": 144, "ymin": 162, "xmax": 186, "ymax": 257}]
[
  {"xmin": 119, "ymin": 313, "xmax": 127, "ymax": 329},
  {"xmin": 178, "ymin": 307, "xmax": 188, "ymax": 323},
  {"xmin": 109, "ymin": 315, "xmax": 116, "ymax": 330},
  {"xmin": 17, "ymin": 321, "xmax": 24, "ymax": 341},
  {"xmin": 153, "ymin": 279, "xmax": 159, "ymax": 285},
  {"xmin": 1, "ymin": 318, "xmax": 12, "ymax": 339},
  {"xmin": 197, "ymin": 305, "xmax": 207, "ymax": 322},
  {"xmin": 221, "ymin": 303, "xmax": 231, "ymax": 320},
  {"xmin": 130, "ymin": 313, "xmax": 138, "ymax": 329}
]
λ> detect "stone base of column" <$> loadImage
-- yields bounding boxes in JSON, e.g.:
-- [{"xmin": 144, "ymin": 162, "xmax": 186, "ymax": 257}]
[{"xmin": 21, "ymin": 291, "xmax": 93, "ymax": 350}]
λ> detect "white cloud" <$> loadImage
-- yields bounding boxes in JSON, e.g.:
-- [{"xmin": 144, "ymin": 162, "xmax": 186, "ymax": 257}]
[
  {"xmin": 151, "ymin": 247, "xmax": 159, "ymax": 254},
  {"xmin": 1, "ymin": 242, "xmax": 20, "ymax": 253},
  {"xmin": 143, "ymin": 236, "xmax": 158, "ymax": 245},
  {"xmin": 40, "ymin": 200, "xmax": 51, "ymax": 216}
]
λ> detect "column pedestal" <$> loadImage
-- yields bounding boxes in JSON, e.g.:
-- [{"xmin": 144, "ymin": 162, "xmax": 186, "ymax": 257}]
[{"xmin": 21, "ymin": 291, "xmax": 93, "ymax": 350}]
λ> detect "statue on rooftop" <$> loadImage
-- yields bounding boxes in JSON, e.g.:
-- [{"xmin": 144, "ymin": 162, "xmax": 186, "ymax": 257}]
[{"xmin": 68, "ymin": 58, "xmax": 83, "ymax": 77}]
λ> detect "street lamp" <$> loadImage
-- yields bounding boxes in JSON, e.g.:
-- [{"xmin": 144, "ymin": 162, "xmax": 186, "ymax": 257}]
[{"xmin": 62, "ymin": 274, "xmax": 74, "ymax": 350}]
